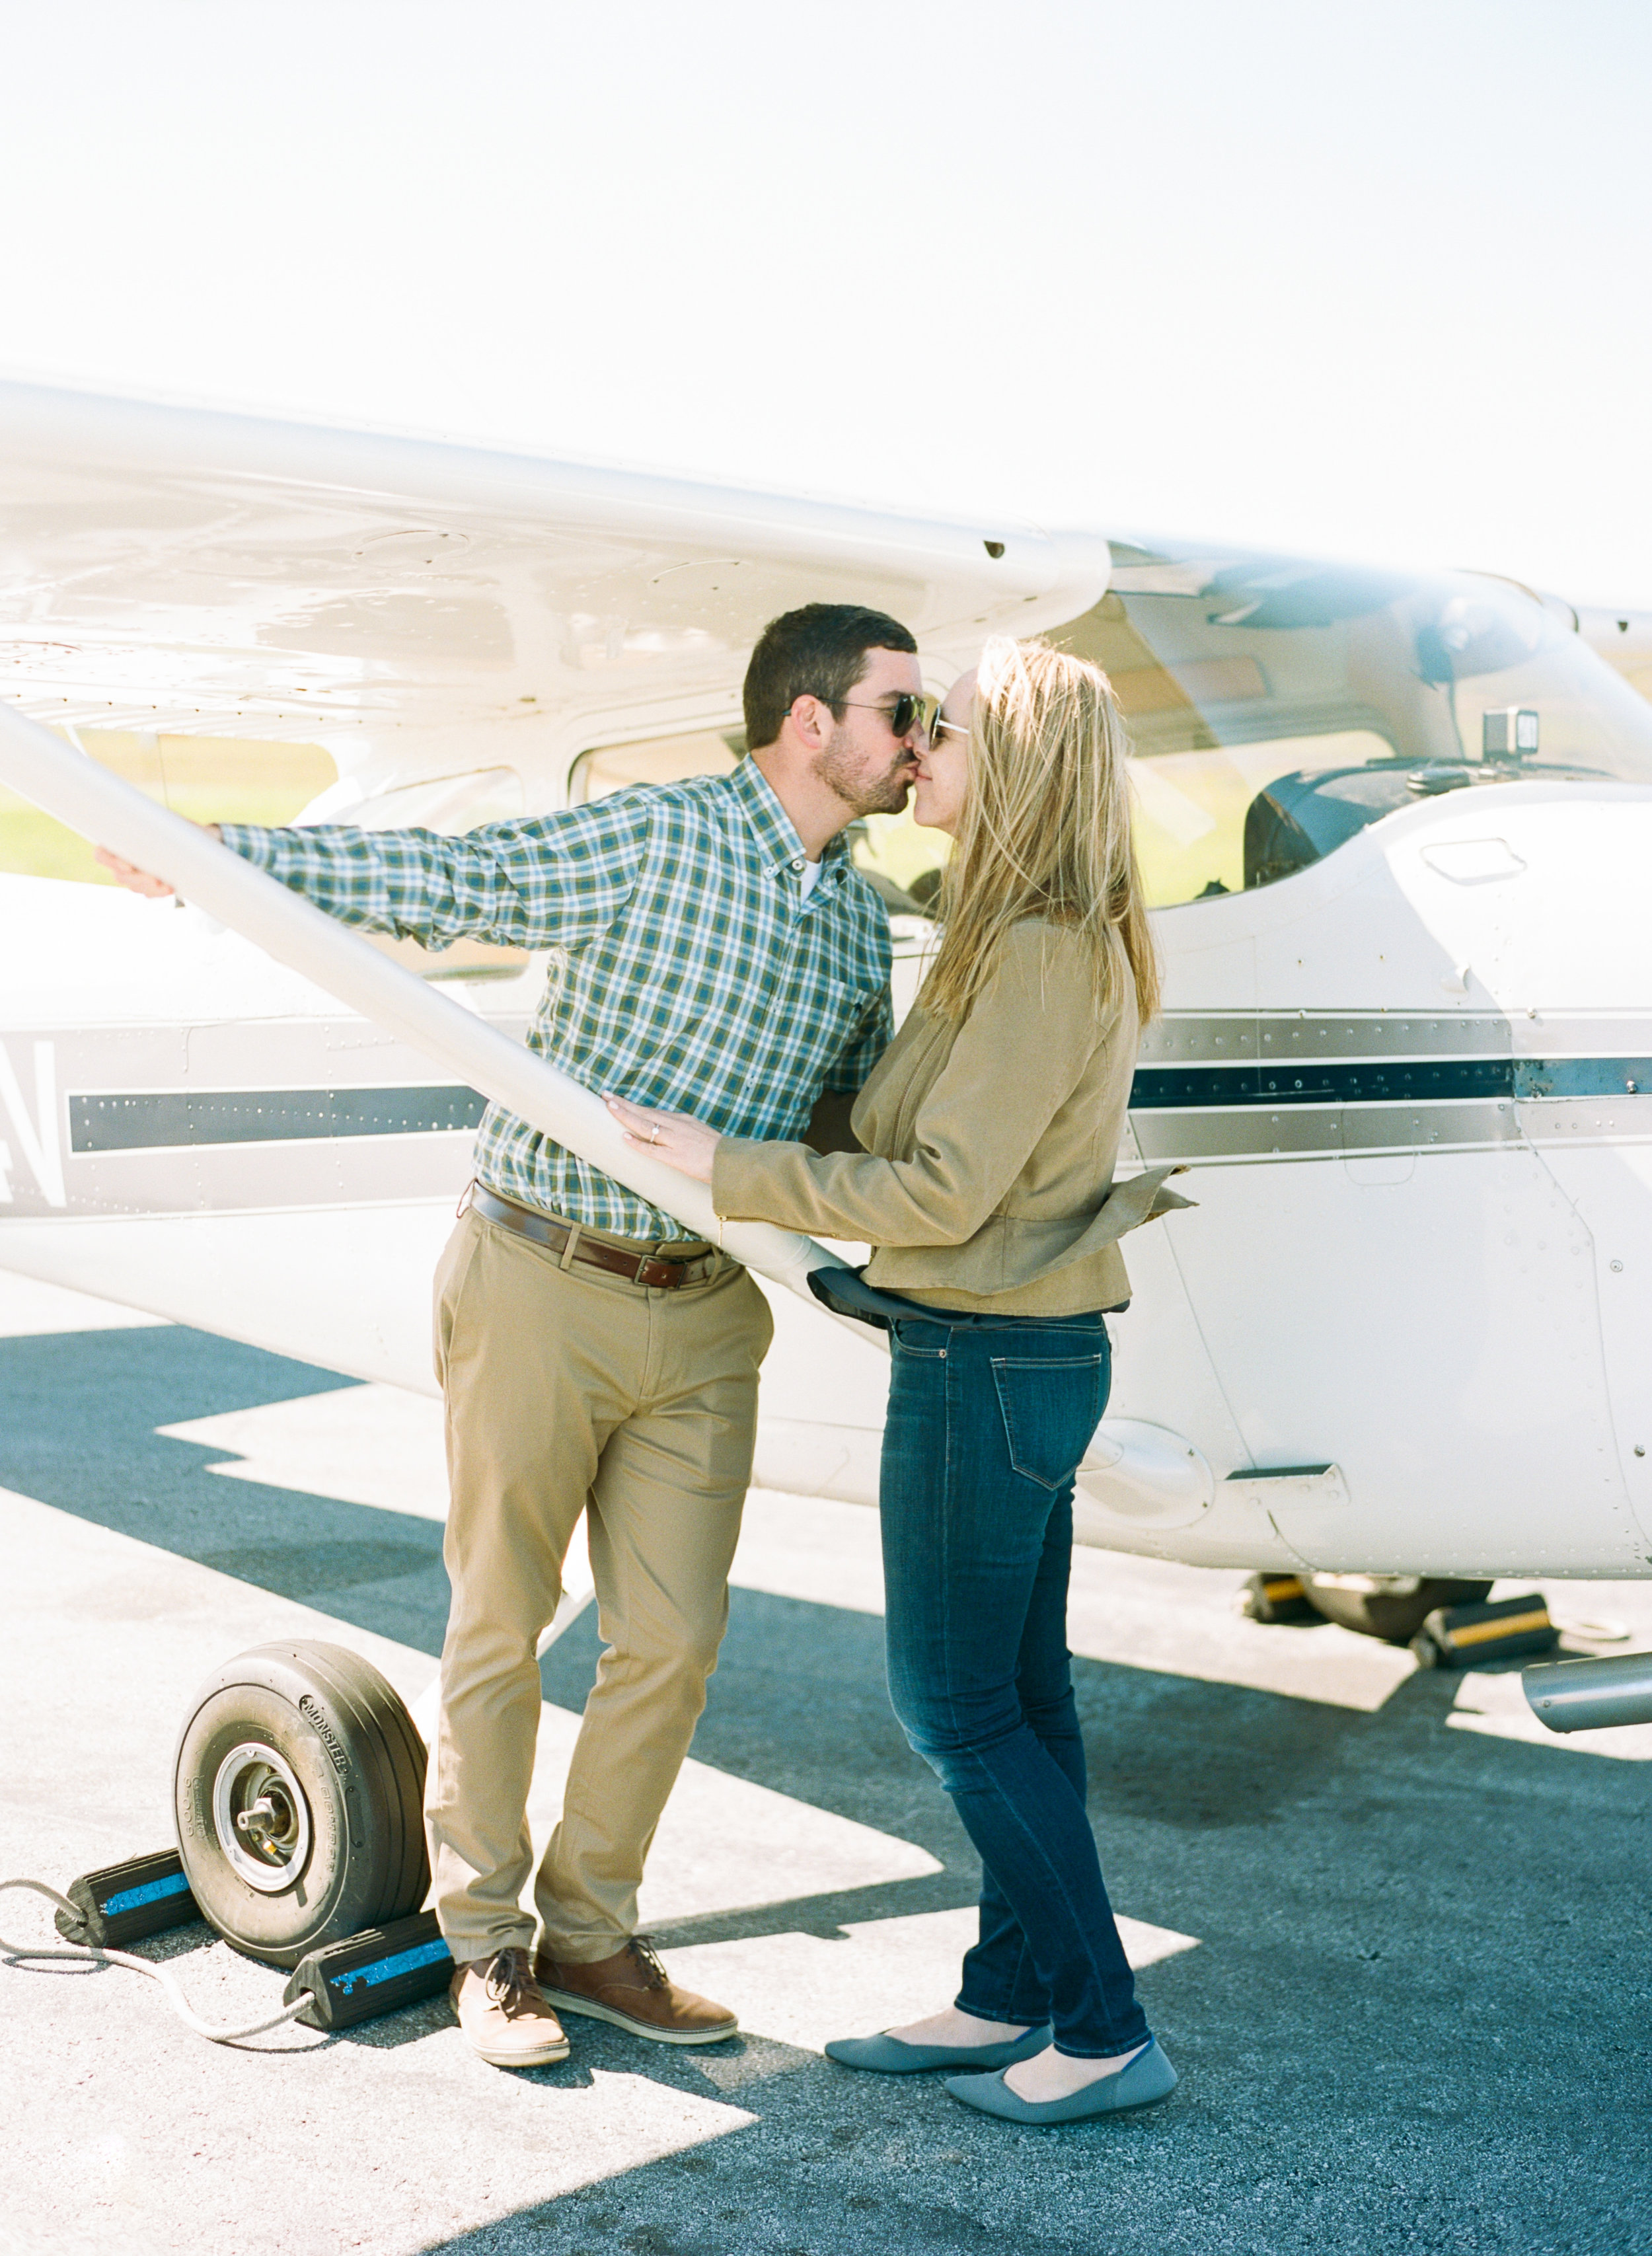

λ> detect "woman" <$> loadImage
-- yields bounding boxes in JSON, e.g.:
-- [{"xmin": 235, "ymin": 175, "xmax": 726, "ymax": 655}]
[{"xmin": 605, "ymin": 638, "xmax": 1189, "ymax": 2126}]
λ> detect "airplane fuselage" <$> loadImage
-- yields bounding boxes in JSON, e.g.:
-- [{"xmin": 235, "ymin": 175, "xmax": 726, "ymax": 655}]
[{"xmin": 4, "ymin": 772, "xmax": 1649, "ymax": 1579}]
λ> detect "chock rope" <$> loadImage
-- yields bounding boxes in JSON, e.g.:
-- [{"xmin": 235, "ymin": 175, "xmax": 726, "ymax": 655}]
[{"xmin": 1, "ymin": 1877, "xmax": 312, "ymax": 2045}]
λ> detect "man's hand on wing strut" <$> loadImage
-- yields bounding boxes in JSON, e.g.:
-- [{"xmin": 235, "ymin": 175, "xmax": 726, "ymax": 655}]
[
  {"xmin": 603, "ymin": 1096, "xmax": 720, "ymax": 1184},
  {"xmin": 96, "ymin": 821, "xmax": 221, "ymax": 897}
]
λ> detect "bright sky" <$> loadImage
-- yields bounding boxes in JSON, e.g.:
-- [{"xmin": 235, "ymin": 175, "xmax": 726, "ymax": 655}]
[{"xmin": 3, "ymin": 1, "xmax": 1649, "ymax": 605}]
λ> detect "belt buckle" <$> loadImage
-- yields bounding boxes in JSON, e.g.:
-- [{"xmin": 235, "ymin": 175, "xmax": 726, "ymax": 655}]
[{"xmin": 641, "ymin": 1251, "xmax": 708, "ymax": 1290}]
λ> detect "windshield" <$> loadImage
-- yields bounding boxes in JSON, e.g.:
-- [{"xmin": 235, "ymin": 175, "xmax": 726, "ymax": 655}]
[{"xmin": 1049, "ymin": 542, "xmax": 1652, "ymax": 907}]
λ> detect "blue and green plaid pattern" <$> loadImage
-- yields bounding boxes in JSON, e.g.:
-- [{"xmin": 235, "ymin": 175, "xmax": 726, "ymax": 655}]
[{"xmin": 219, "ymin": 758, "xmax": 893, "ymax": 1242}]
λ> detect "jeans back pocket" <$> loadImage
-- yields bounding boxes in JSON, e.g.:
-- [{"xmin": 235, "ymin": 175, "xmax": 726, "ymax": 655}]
[{"xmin": 990, "ymin": 1353, "xmax": 1107, "ymax": 1489}]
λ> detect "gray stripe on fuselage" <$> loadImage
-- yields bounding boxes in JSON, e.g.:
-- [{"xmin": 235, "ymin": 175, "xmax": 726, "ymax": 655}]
[
  {"xmin": 1137, "ymin": 1014, "xmax": 1513, "ymax": 1063},
  {"xmin": 1131, "ymin": 1100, "xmax": 1522, "ymax": 1164},
  {"xmin": 48, "ymin": 1024, "xmax": 1652, "ymax": 1182},
  {"xmin": 1127, "ymin": 1014, "xmax": 1652, "ymax": 1162},
  {"xmin": 69, "ymin": 1085, "xmax": 487, "ymax": 1153}
]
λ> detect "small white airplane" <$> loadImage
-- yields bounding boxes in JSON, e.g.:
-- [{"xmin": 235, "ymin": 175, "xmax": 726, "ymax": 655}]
[{"xmin": 4, "ymin": 379, "xmax": 1651, "ymax": 1670}]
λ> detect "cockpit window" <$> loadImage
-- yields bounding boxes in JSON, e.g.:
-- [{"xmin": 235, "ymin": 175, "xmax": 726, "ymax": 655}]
[
  {"xmin": 1050, "ymin": 544, "xmax": 1652, "ymax": 907},
  {"xmin": 570, "ymin": 729, "xmax": 739, "ymax": 804}
]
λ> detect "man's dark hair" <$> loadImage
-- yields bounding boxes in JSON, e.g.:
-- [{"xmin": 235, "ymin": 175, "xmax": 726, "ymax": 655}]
[{"xmin": 742, "ymin": 604, "xmax": 918, "ymax": 752}]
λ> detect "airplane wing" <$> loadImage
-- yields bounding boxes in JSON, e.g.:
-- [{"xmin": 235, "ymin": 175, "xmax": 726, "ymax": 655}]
[{"xmin": 0, "ymin": 377, "xmax": 1109, "ymax": 783}]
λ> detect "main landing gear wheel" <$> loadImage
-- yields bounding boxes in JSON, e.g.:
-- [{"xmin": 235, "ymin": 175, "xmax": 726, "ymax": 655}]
[
  {"xmin": 173, "ymin": 1642, "xmax": 430, "ymax": 1969},
  {"xmin": 1301, "ymin": 1575, "xmax": 1494, "ymax": 1645}
]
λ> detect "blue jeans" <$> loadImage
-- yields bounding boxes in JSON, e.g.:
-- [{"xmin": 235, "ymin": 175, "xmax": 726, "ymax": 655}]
[{"xmin": 880, "ymin": 1308, "xmax": 1149, "ymax": 2059}]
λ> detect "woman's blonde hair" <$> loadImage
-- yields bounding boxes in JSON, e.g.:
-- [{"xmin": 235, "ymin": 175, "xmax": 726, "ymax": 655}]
[{"xmin": 922, "ymin": 636, "xmax": 1160, "ymax": 1029}]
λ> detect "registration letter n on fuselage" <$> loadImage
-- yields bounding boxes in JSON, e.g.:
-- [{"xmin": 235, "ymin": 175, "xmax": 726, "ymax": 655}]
[{"xmin": 0, "ymin": 1039, "xmax": 66, "ymax": 1206}]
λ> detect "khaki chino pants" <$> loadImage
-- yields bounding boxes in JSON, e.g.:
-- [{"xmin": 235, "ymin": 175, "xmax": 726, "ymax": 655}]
[{"xmin": 428, "ymin": 1203, "xmax": 773, "ymax": 1963}]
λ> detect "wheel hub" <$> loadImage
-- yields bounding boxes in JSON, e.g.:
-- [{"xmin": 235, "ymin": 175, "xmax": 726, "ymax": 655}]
[{"xmin": 211, "ymin": 1742, "xmax": 311, "ymax": 1894}]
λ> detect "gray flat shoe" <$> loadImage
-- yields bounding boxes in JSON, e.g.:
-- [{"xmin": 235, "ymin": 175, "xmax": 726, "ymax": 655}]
[
  {"xmin": 944, "ymin": 2037, "xmax": 1178, "ymax": 2124},
  {"xmin": 824, "ymin": 2025, "xmax": 1051, "ymax": 2074}
]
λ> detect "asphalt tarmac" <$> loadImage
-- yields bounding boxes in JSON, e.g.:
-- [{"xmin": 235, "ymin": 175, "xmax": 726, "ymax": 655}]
[{"xmin": 2, "ymin": 1271, "xmax": 1650, "ymax": 2256}]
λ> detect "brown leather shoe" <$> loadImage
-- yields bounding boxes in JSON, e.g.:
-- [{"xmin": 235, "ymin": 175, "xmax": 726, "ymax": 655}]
[
  {"xmin": 535, "ymin": 1936, "xmax": 738, "ymax": 2046},
  {"xmin": 450, "ymin": 1945, "xmax": 570, "ymax": 2068}
]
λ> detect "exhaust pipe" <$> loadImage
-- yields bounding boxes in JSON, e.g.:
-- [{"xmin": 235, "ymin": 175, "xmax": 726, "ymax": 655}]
[{"xmin": 1522, "ymin": 1651, "xmax": 1652, "ymax": 1734}]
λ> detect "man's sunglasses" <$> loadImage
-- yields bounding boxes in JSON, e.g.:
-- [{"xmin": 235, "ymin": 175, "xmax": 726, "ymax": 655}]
[{"xmin": 821, "ymin": 691, "xmax": 942, "ymax": 741}]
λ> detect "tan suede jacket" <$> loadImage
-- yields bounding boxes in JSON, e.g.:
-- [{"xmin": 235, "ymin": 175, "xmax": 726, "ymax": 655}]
[{"xmin": 712, "ymin": 918, "xmax": 1191, "ymax": 1318}]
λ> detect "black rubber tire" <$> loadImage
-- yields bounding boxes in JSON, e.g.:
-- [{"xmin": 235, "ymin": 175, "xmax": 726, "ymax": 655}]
[
  {"xmin": 1302, "ymin": 1577, "xmax": 1494, "ymax": 1645},
  {"xmin": 172, "ymin": 1641, "xmax": 430, "ymax": 1969}
]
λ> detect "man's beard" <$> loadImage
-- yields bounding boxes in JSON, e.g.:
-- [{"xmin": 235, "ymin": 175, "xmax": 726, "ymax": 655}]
[{"xmin": 813, "ymin": 726, "xmax": 914, "ymax": 818}]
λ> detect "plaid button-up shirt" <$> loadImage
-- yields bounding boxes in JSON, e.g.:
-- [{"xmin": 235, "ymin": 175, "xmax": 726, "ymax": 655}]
[{"xmin": 218, "ymin": 758, "xmax": 893, "ymax": 1242}]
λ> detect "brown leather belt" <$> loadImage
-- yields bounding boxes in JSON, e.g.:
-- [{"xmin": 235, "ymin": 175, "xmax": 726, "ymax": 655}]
[{"xmin": 468, "ymin": 1182, "xmax": 719, "ymax": 1290}]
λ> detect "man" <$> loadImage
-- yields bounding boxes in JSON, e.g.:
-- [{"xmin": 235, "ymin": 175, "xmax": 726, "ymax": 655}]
[{"xmin": 99, "ymin": 604, "xmax": 932, "ymax": 2068}]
